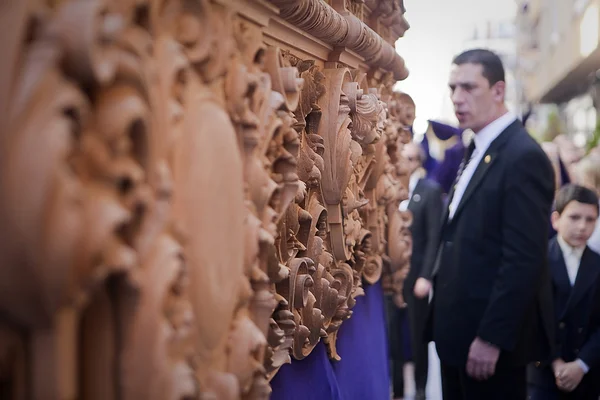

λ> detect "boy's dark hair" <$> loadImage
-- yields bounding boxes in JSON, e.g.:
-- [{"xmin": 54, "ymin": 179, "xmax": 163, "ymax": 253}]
[
  {"xmin": 555, "ymin": 184, "xmax": 599, "ymax": 215},
  {"xmin": 452, "ymin": 49, "xmax": 505, "ymax": 86}
]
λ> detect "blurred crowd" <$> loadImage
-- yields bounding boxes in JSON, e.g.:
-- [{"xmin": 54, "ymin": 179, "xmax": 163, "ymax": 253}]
[{"xmin": 542, "ymin": 134, "xmax": 600, "ymax": 253}]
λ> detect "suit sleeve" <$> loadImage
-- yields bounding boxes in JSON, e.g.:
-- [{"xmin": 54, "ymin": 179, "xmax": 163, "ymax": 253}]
[
  {"xmin": 419, "ymin": 183, "xmax": 444, "ymax": 280},
  {"xmin": 477, "ymin": 149, "xmax": 555, "ymax": 351},
  {"xmin": 578, "ymin": 283, "xmax": 600, "ymax": 368},
  {"xmin": 579, "ymin": 328, "xmax": 600, "ymax": 369}
]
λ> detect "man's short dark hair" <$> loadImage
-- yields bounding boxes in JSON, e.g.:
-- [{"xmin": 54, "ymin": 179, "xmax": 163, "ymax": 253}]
[
  {"xmin": 554, "ymin": 184, "xmax": 599, "ymax": 215},
  {"xmin": 452, "ymin": 49, "xmax": 505, "ymax": 86}
]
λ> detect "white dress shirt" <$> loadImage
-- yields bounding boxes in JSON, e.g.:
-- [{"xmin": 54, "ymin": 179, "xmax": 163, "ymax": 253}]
[
  {"xmin": 557, "ymin": 235, "xmax": 585, "ymax": 286},
  {"xmin": 408, "ymin": 170, "xmax": 420, "ymax": 199},
  {"xmin": 556, "ymin": 234, "xmax": 590, "ymax": 374},
  {"xmin": 448, "ymin": 111, "xmax": 517, "ymax": 219}
]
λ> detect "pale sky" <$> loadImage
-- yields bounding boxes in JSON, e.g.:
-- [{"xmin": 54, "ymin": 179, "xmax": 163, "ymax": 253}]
[{"xmin": 394, "ymin": 0, "xmax": 518, "ymax": 134}]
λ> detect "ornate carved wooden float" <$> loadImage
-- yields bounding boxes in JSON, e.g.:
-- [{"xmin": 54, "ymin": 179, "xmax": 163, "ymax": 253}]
[{"xmin": 0, "ymin": 0, "xmax": 413, "ymax": 398}]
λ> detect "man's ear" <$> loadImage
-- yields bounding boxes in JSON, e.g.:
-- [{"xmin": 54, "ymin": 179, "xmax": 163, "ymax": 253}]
[
  {"xmin": 492, "ymin": 81, "xmax": 506, "ymax": 102},
  {"xmin": 550, "ymin": 211, "xmax": 560, "ymax": 231}
]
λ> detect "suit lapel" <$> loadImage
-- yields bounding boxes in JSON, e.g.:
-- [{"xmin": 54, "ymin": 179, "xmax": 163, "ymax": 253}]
[
  {"xmin": 440, "ymin": 196, "xmax": 451, "ymax": 228},
  {"xmin": 563, "ymin": 247, "xmax": 600, "ymax": 317},
  {"xmin": 451, "ymin": 152, "xmax": 497, "ymax": 220},
  {"xmin": 407, "ymin": 179, "xmax": 423, "ymax": 211},
  {"xmin": 549, "ymin": 238, "xmax": 572, "ymax": 294},
  {"xmin": 449, "ymin": 120, "xmax": 520, "ymax": 224}
]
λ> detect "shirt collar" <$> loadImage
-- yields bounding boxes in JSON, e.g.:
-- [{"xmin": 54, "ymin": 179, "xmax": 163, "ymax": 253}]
[
  {"xmin": 557, "ymin": 234, "xmax": 585, "ymax": 259},
  {"xmin": 409, "ymin": 170, "xmax": 421, "ymax": 193},
  {"xmin": 473, "ymin": 111, "xmax": 517, "ymax": 151}
]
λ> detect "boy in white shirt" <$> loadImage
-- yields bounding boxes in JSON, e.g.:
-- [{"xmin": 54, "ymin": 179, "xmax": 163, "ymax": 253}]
[{"xmin": 528, "ymin": 184, "xmax": 600, "ymax": 400}]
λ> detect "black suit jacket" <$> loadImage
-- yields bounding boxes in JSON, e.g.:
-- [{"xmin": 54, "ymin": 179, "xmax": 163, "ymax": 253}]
[
  {"xmin": 403, "ymin": 178, "xmax": 444, "ymax": 298},
  {"xmin": 425, "ymin": 119, "xmax": 556, "ymax": 367},
  {"xmin": 528, "ymin": 239, "xmax": 600, "ymax": 397}
]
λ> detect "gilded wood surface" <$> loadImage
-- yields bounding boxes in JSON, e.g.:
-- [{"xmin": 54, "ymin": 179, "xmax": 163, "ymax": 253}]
[{"xmin": 0, "ymin": 0, "xmax": 412, "ymax": 398}]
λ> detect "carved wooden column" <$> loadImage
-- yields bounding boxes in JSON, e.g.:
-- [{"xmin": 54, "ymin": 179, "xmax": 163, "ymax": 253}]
[{"xmin": 0, "ymin": 0, "xmax": 412, "ymax": 399}]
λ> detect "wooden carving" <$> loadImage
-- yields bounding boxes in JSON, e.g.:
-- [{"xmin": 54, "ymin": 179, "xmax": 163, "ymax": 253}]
[
  {"xmin": 0, "ymin": 0, "xmax": 411, "ymax": 398},
  {"xmin": 380, "ymin": 91, "xmax": 414, "ymax": 304},
  {"xmin": 269, "ymin": 0, "xmax": 409, "ymax": 80}
]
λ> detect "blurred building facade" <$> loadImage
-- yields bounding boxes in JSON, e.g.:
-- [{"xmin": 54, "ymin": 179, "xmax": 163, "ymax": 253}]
[{"xmin": 515, "ymin": 0, "xmax": 600, "ymax": 146}]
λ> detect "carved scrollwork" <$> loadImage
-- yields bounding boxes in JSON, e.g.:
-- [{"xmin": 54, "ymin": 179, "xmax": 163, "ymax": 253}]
[
  {"xmin": 317, "ymin": 68, "xmax": 354, "ymax": 262},
  {"xmin": 0, "ymin": 0, "xmax": 411, "ymax": 397},
  {"xmin": 264, "ymin": 47, "xmax": 304, "ymax": 113},
  {"xmin": 350, "ymin": 91, "xmax": 385, "ymax": 145},
  {"xmin": 324, "ymin": 261, "xmax": 355, "ymax": 360}
]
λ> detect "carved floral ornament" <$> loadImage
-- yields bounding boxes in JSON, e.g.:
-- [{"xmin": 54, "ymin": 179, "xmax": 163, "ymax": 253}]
[{"xmin": 0, "ymin": 0, "xmax": 411, "ymax": 399}]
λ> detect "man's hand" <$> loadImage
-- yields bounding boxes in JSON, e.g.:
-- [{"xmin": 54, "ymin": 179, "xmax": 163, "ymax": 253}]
[
  {"xmin": 556, "ymin": 361, "xmax": 585, "ymax": 392},
  {"xmin": 552, "ymin": 358, "xmax": 566, "ymax": 376},
  {"xmin": 466, "ymin": 337, "xmax": 500, "ymax": 381},
  {"xmin": 413, "ymin": 278, "xmax": 432, "ymax": 299},
  {"xmin": 393, "ymin": 293, "xmax": 406, "ymax": 308}
]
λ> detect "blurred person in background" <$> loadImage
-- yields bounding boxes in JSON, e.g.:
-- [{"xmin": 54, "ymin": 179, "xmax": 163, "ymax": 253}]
[
  {"xmin": 385, "ymin": 91, "xmax": 418, "ymax": 400},
  {"xmin": 574, "ymin": 154, "xmax": 600, "ymax": 254},
  {"xmin": 542, "ymin": 141, "xmax": 573, "ymax": 239},
  {"xmin": 542, "ymin": 142, "xmax": 566, "ymax": 195},
  {"xmin": 399, "ymin": 142, "xmax": 444, "ymax": 400},
  {"xmin": 426, "ymin": 120, "xmax": 466, "ymax": 196},
  {"xmin": 554, "ymin": 135, "xmax": 585, "ymax": 182}
]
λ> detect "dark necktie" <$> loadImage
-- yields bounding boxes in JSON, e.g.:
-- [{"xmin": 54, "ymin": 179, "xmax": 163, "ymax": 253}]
[
  {"xmin": 432, "ymin": 139, "xmax": 477, "ymax": 277},
  {"xmin": 446, "ymin": 139, "xmax": 477, "ymax": 207}
]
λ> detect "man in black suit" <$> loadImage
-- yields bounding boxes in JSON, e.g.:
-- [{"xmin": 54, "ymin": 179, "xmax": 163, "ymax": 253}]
[
  {"xmin": 399, "ymin": 142, "xmax": 443, "ymax": 400},
  {"xmin": 414, "ymin": 49, "xmax": 555, "ymax": 399},
  {"xmin": 528, "ymin": 184, "xmax": 600, "ymax": 400}
]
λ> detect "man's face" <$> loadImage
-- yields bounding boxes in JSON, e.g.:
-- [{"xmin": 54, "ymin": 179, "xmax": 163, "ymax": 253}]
[
  {"xmin": 401, "ymin": 143, "xmax": 421, "ymax": 175},
  {"xmin": 551, "ymin": 201, "xmax": 599, "ymax": 248},
  {"xmin": 403, "ymin": 104, "xmax": 415, "ymax": 127},
  {"xmin": 449, "ymin": 63, "xmax": 505, "ymax": 133}
]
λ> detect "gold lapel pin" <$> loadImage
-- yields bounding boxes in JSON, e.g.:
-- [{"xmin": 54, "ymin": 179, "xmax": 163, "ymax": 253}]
[{"xmin": 484, "ymin": 155, "xmax": 491, "ymax": 164}]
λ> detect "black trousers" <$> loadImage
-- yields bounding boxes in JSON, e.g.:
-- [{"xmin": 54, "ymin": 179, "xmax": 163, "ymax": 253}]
[
  {"xmin": 385, "ymin": 295, "xmax": 406, "ymax": 398},
  {"xmin": 406, "ymin": 293, "xmax": 429, "ymax": 392},
  {"xmin": 441, "ymin": 363, "xmax": 527, "ymax": 400}
]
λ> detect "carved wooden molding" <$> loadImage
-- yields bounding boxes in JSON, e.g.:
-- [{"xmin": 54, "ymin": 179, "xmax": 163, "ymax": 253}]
[
  {"xmin": 0, "ymin": 0, "xmax": 412, "ymax": 398},
  {"xmin": 365, "ymin": 1, "xmax": 409, "ymax": 30},
  {"xmin": 268, "ymin": 0, "xmax": 409, "ymax": 80}
]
